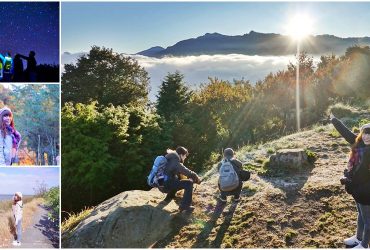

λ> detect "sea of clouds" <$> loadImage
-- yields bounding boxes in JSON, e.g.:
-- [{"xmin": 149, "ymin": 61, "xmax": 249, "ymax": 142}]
[{"xmin": 62, "ymin": 53, "xmax": 320, "ymax": 101}]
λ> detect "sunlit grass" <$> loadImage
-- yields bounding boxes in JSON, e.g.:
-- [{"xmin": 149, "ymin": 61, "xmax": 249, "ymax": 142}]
[{"xmin": 62, "ymin": 207, "xmax": 94, "ymax": 234}]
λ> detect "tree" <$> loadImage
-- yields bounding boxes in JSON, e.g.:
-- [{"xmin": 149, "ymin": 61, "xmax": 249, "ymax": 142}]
[
  {"xmin": 156, "ymin": 71, "xmax": 192, "ymax": 148},
  {"xmin": 62, "ymin": 46, "xmax": 149, "ymax": 107},
  {"xmin": 62, "ymin": 102, "xmax": 164, "ymax": 214},
  {"xmin": 11, "ymin": 85, "xmax": 59, "ymax": 165},
  {"xmin": 182, "ymin": 78, "xmax": 253, "ymax": 171},
  {"xmin": 156, "ymin": 71, "xmax": 192, "ymax": 120}
]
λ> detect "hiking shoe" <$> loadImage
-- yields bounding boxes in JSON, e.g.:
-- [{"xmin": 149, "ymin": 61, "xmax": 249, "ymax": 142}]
[
  {"xmin": 218, "ymin": 195, "xmax": 227, "ymax": 203},
  {"xmin": 12, "ymin": 241, "xmax": 17, "ymax": 246},
  {"xmin": 344, "ymin": 235, "xmax": 361, "ymax": 246},
  {"xmin": 179, "ymin": 206, "xmax": 195, "ymax": 213},
  {"xmin": 233, "ymin": 196, "xmax": 240, "ymax": 202},
  {"xmin": 353, "ymin": 243, "xmax": 365, "ymax": 248}
]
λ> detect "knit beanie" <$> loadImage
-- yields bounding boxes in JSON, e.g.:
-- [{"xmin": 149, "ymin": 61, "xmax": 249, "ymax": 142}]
[
  {"xmin": 0, "ymin": 106, "xmax": 12, "ymax": 116},
  {"xmin": 361, "ymin": 123, "xmax": 370, "ymax": 131}
]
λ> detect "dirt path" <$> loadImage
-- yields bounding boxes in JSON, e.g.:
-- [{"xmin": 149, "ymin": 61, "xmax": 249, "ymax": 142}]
[{"xmin": 16, "ymin": 204, "xmax": 59, "ymax": 248}]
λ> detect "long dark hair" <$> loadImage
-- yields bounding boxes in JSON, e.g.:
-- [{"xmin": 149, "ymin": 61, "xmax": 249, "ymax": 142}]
[
  {"xmin": 176, "ymin": 146, "xmax": 189, "ymax": 156},
  {"xmin": 349, "ymin": 131, "xmax": 364, "ymax": 159},
  {"xmin": 0, "ymin": 110, "xmax": 15, "ymax": 139}
]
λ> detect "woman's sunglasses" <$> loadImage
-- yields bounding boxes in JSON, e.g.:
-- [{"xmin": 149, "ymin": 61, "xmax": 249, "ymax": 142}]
[{"xmin": 363, "ymin": 127, "xmax": 370, "ymax": 134}]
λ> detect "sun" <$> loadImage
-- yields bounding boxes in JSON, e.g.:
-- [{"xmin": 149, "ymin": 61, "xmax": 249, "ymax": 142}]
[{"xmin": 285, "ymin": 13, "xmax": 314, "ymax": 41}]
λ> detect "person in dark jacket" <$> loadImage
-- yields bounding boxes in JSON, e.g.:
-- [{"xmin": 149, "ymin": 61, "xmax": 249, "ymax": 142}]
[
  {"xmin": 217, "ymin": 148, "xmax": 243, "ymax": 203},
  {"xmin": 331, "ymin": 114, "xmax": 370, "ymax": 248},
  {"xmin": 19, "ymin": 51, "xmax": 37, "ymax": 82},
  {"xmin": 163, "ymin": 146, "xmax": 201, "ymax": 212}
]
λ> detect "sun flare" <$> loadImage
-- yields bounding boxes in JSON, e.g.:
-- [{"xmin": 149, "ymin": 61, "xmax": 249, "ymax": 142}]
[{"xmin": 286, "ymin": 14, "xmax": 314, "ymax": 41}]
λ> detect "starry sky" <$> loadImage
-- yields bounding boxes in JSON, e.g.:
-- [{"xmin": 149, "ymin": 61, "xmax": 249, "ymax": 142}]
[{"xmin": 0, "ymin": 2, "xmax": 59, "ymax": 65}]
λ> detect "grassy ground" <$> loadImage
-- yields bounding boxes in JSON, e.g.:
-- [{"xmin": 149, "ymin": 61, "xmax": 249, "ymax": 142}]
[
  {"xmin": 0, "ymin": 197, "xmax": 43, "ymax": 247},
  {"xmin": 61, "ymin": 111, "xmax": 370, "ymax": 248},
  {"xmin": 153, "ymin": 117, "xmax": 366, "ymax": 248}
]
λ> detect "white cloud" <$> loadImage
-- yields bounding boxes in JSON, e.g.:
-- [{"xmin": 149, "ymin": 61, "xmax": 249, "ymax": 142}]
[
  {"xmin": 0, "ymin": 169, "xmax": 59, "ymax": 195},
  {"xmin": 62, "ymin": 52, "xmax": 320, "ymax": 101}
]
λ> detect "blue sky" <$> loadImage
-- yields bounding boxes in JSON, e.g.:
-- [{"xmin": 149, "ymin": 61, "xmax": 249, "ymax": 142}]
[
  {"xmin": 0, "ymin": 168, "xmax": 59, "ymax": 195},
  {"xmin": 62, "ymin": 2, "xmax": 370, "ymax": 54}
]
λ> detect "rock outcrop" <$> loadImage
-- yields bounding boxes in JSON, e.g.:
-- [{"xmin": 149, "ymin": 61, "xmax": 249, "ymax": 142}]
[
  {"xmin": 269, "ymin": 148, "xmax": 309, "ymax": 169},
  {"xmin": 62, "ymin": 189, "xmax": 179, "ymax": 248}
]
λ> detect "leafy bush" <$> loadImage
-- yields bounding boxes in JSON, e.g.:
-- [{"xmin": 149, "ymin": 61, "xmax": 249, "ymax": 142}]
[
  {"xmin": 305, "ymin": 149, "xmax": 317, "ymax": 164},
  {"xmin": 328, "ymin": 103, "xmax": 356, "ymax": 118},
  {"xmin": 329, "ymin": 129, "xmax": 341, "ymax": 138},
  {"xmin": 44, "ymin": 186, "xmax": 59, "ymax": 222}
]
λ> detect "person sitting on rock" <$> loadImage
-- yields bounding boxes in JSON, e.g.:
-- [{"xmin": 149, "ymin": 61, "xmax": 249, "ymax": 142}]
[
  {"xmin": 330, "ymin": 113, "xmax": 370, "ymax": 248},
  {"xmin": 217, "ymin": 148, "xmax": 243, "ymax": 203},
  {"xmin": 163, "ymin": 146, "xmax": 201, "ymax": 213}
]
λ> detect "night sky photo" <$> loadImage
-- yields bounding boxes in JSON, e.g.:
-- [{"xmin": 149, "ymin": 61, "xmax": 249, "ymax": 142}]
[{"xmin": 0, "ymin": 2, "xmax": 59, "ymax": 66}]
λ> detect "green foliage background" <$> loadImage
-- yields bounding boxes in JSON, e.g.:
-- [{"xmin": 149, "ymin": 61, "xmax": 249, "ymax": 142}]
[{"xmin": 0, "ymin": 84, "xmax": 59, "ymax": 165}]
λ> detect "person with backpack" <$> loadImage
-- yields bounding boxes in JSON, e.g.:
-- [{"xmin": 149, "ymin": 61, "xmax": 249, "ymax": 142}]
[
  {"xmin": 218, "ymin": 148, "xmax": 247, "ymax": 203},
  {"xmin": 330, "ymin": 114, "xmax": 370, "ymax": 248},
  {"xmin": 12, "ymin": 192, "xmax": 23, "ymax": 247},
  {"xmin": 0, "ymin": 52, "xmax": 14, "ymax": 82},
  {"xmin": 162, "ymin": 146, "xmax": 201, "ymax": 213},
  {"xmin": 0, "ymin": 107, "xmax": 21, "ymax": 165},
  {"xmin": 0, "ymin": 53, "xmax": 4, "ymax": 81}
]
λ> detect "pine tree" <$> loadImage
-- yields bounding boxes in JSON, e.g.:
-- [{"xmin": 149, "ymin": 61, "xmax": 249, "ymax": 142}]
[{"xmin": 156, "ymin": 71, "xmax": 192, "ymax": 120}]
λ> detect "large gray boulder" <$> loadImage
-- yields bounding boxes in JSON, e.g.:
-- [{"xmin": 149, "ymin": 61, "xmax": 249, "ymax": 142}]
[
  {"xmin": 62, "ymin": 189, "xmax": 179, "ymax": 248},
  {"xmin": 269, "ymin": 148, "xmax": 309, "ymax": 169}
]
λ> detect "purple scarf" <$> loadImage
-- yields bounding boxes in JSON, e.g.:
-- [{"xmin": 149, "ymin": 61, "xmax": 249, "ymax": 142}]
[{"xmin": 6, "ymin": 126, "xmax": 21, "ymax": 149}]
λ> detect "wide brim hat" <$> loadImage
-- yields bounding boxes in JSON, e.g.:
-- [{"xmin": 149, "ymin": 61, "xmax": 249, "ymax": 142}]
[{"xmin": 15, "ymin": 192, "xmax": 22, "ymax": 199}]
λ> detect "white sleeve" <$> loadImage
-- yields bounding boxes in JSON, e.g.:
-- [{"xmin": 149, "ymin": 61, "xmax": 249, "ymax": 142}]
[{"xmin": 3, "ymin": 136, "xmax": 12, "ymax": 165}]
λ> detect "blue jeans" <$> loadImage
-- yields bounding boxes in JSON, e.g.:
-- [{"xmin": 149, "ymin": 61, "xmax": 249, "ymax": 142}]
[
  {"xmin": 356, "ymin": 203, "xmax": 370, "ymax": 248},
  {"xmin": 15, "ymin": 220, "xmax": 22, "ymax": 242},
  {"xmin": 164, "ymin": 178, "xmax": 193, "ymax": 209}
]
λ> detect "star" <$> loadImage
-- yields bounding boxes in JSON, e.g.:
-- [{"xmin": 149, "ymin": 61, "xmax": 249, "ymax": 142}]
[{"xmin": 0, "ymin": 2, "xmax": 59, "ymax": 65}]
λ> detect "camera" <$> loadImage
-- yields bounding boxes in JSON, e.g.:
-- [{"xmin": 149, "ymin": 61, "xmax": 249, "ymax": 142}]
[
  {"xmin": 340, "ymin": 176, "xmax": 351, "ymax": 185},
  {"xmin": 340, "ymin": 169, "xmax": 352, "ymax": 185}
]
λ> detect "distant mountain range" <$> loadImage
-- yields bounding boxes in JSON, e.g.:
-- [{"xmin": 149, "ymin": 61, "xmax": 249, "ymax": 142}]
[{"xmin": 137, "ymin": 31, "xmax": 370, "ymax": 57}]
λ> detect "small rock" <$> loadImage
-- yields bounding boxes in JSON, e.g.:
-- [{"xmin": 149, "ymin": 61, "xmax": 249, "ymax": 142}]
[{"xmin": 269, "ymin": 148, "xmax": 310, "ymax": 170}]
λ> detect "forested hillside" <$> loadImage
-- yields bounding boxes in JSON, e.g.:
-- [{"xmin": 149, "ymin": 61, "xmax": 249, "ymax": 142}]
[{"xmin": 61, "ymin": 45, "xmax": 370, "ymax": 216}]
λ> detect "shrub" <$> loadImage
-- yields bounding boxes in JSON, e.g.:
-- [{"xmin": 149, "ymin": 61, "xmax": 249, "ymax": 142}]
[
  {"xmin": 328, "ymin": 103, "xmax": 356, "ymax": 118},
  {"xmin": 305, "ymin": 149, "xmax": 317, "ymax": 164},
  {"xmin": 44, "ymin": 186, "xmax": 59, "ymax": 222}
]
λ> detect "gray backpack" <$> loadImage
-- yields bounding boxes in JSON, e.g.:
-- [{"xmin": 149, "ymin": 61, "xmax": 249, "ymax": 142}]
[{"xmin": 219, "ymin": 159, "xmax": 239, "ymax": 191}]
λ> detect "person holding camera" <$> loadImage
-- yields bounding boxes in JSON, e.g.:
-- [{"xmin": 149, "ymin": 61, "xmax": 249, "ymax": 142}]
[{"xmin": 330, "ymin": 114, "xmax": 370, "ymax": 248}]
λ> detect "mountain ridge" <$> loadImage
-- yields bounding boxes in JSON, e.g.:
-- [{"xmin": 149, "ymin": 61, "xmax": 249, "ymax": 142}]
[{"xmin": 137, "ymin": 31, "xmax": 370, "ymax": 57}]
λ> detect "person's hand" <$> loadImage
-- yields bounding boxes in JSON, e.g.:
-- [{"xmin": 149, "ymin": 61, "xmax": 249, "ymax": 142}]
[
  {"xmin": 329, "ymin": 113, "xmax": 335, "ymax": 120},
  {"xmin": 192, "ymin": 174, "xmax": 201, "ymax": 184}
]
